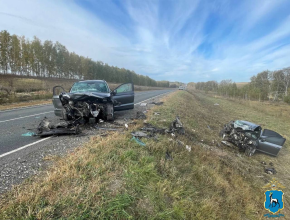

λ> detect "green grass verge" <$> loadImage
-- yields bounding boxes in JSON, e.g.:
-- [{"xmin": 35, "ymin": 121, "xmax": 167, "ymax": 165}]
[{"xmin": 1, "ymin": 90, "xmax": 289, "ymax": 219}]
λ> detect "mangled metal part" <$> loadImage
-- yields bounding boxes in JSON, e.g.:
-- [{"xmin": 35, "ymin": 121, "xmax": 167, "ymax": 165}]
[
  {"xmin": 36, "ymin": 118, "xmax": 81, "ymax": 137},
  {"xmin": 220, "ymin": 120, "xmax": 286, "ymax": 157},
  {"xmin": 166, "ymin": 117, "xmax": 185, "ymax": 135}
]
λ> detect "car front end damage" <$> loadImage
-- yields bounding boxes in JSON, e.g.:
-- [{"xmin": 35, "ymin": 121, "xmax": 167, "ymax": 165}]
[
  {"xmin": 53, "ymin": 85, "xmax": 116, "ymax": 123},
  {"xmin": 59, "ymin": 92, "xmax": 115, "ymax": 122},
  {"xmin": 220, "ymin": 120, "xmax": 286, "ymax": 157},
  {"xmin": 220, "ymin": 120, "xmax": 261, "ymax": 156}
]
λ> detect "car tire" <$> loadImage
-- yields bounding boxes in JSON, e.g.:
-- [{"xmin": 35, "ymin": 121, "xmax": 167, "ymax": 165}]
[{"xmin": 106, "ymin": 104, "xmax": 114, "ymax": 121}]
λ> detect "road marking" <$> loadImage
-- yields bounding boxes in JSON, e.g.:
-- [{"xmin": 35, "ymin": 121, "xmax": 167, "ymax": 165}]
[
  {"xmin": 0, "ymin": 111, "xmax": 54, "ymax": 123},
  {"xmin": 0, "ymin": 90, "xmax": 173, "ymax": 159},
  {"xmin": 0, "ymin": 137, "xmax": 52, "ymax": 158},
  {"xmin": 134, "ymin": 91, "xmax": 172, "ymax": 105},
  {"xmin": 0, "ymin": 103, "xmax": 51, "ymax": 113}
]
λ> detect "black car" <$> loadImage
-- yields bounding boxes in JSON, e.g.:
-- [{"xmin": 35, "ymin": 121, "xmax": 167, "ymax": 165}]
[
  {"xmin": 52, "ymin": 80, "xmax": 134, "ymax": 122},
  {"xmin": 220, "ymin": 120, "xmax": 286, "ymax": 156}
]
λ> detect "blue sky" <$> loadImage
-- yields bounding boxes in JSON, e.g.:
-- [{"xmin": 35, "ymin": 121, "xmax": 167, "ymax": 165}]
[{"xmin": 1, "ymin": 0, "xmax": 290, "ymax": 83}]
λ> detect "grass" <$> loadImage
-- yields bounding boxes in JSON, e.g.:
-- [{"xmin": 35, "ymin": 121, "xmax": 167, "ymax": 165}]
[{"xmin": 0, "ymin": 90, "xmax": 289, "ymax": 219}]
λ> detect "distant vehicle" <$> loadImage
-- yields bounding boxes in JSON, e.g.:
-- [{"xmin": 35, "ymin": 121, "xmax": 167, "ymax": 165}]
[
  {"xmin": 179, "ymin": 86, "xmax": 185, "ymax": 90},
  {"xmin": 220, "ymin": 120, "xmax": 286, "ymax": 156},
  {"xmin": 52, "ymin": 80, "xmax": 134, "ymax": 121}
]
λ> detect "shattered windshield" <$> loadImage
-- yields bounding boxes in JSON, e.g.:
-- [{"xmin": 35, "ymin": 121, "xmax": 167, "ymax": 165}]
[{"xmin": 70, "ymin": 82, "xmax": 109, "ymax": 93}]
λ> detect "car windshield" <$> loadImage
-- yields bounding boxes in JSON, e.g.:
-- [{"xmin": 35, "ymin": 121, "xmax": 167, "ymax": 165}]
[{"xmin": 70, "ymin": 81, "xmax": 109, "ymax": 93}]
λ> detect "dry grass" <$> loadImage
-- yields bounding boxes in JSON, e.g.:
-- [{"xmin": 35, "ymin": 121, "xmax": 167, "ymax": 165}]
[
  {"xmin": 0, "ymin": 99, "xmax": 52, "ymax": 110},
  {"xmin": 0, "ymin": 90, "xmax": 289, "ymax": 219}
]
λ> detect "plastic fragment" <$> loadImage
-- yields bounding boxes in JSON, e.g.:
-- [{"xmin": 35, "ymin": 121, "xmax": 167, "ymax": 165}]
[
  {"xmin": 131, "ymin": 136, "xmax": 146, "ymax": 146},
  {"xmin": 22, "ymin": 132, "xmax": 36, "ymax": 136}
]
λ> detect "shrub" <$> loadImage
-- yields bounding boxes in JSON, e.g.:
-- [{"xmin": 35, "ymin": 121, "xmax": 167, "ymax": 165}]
[{"xmin": 284, "ymin": 95, "xmax": 290, "ymax": 104}]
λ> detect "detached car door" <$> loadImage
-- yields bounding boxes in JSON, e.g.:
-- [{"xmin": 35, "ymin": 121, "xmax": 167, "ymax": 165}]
[
  {"xmin": 113, "ymin": 83, "xmax": 134, "ymax": 111},
  {"xmin": 52, "ymin": 86, "xmax": 66, "ymax": 117},
  {"xmin": 257, "ymin": 129, "xmax": 286, "ymax": 156}
]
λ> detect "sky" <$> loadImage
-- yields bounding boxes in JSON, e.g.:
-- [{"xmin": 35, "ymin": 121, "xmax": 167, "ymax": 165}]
[{"xmin": 0, "ymin": 0, "xmax": 290, "ymax": 83}]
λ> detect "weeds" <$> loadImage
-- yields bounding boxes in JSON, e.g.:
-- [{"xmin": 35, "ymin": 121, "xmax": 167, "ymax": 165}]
[{"xmin": 1, "ymin": 90, "xmax": 289, "ymax": 219}]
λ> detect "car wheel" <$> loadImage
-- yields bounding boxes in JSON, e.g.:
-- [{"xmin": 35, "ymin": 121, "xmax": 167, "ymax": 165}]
[{"xmin": 106, "ymin": 104, "xmax": 114, "ymax": 121}]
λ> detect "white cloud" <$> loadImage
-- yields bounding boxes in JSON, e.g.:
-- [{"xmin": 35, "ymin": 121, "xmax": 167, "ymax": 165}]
[{"xmin": 0, "ymin": 0, "xmax": 289, "ymax": 83}]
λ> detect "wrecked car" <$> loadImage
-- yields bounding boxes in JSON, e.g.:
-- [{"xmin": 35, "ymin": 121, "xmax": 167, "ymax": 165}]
[
  {"xmin": 52, "ymin": 80, "xmax": 134, "ymax": 122},
  {"xmin": 220, "ymin": 120, "xmax": 286, "ymax": 157}
]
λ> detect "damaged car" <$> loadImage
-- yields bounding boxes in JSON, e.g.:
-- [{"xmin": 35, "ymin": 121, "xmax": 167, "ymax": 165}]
[
  {"xmin": 52, "ymin": 80, "xmax": 134, "ymax": 122},
  {"xmin": 220, "ymin": 120, "xmax": 286, "ymax": 157}
]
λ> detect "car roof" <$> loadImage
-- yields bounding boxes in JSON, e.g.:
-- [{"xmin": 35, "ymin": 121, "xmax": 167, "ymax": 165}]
[{"xmin": 77, "ymin": 80, "xmax": 107, "ymax": 83}]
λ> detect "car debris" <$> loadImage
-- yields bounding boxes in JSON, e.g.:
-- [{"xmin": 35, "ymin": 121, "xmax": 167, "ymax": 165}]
[
  {"xmin": 166, "ymin": 117, "xmax": 185, "ymax": 135},
  {"xmin": 220, "ymin": 120, "xmax": 286, "ymax": 157},
  {"xmin": 186, "ymin": 145, "xmax": 191, "ymax": 152},
  {"xmin": 131, "ymin": 136, "xmax": 146, "ymax": 146},
  {"xmin": 135, "ymin": 111, "xmax": 147, "ymax": 119},
  {"xmin": 21, "ymin": 132, "xmax": 36, "ymax": 137},
  {"xmin": 131, "ymin": 131, "xmax": 148, "ymax": 138},
  {"xmin": 36, "ymin": 117, "xmax": 81, "ymax": 137},
  {"xmin": 265, "ymin": 168, "xmax": 277, "ymax": 175},
  {"xmin": 149, "ymin": 101, "xmax": 164, "ymax": 105},
  {"xmin": 52, "ymin": 81, "xmax": 134, "ymax": 123}
]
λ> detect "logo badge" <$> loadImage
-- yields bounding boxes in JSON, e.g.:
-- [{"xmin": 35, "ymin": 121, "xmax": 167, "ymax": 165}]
[{"xmin": 263, "ymin": 178, "xmax": 285, "ymax": 216}]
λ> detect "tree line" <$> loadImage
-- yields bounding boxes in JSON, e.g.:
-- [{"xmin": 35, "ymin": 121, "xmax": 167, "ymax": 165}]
[
  {"xmin": 195, "ymin": 67, "xmax": 290, "ymax": 103},
  {"xmin": 0, "ymin": 30, "xmax": 169, "ymax": 87}
]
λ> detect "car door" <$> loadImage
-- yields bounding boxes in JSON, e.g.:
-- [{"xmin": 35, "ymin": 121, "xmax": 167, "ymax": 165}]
[
  {"xmin": 52, "ymin": 86, "xmax": 66, "ymax": 117},
  {"xmin": 113, "ymin": 83, "xmax": 134, "ymax": 111},
  {"xmin": 257, "ymin": 129, "xmax": 286, "ymax": 156}
]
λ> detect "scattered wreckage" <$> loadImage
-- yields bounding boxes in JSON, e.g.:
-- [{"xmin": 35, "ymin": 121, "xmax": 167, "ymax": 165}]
[
  {"xmin": 52, "ymin": 80, "xmax": 134, "ymax": 122},
  {"xmin": 220, "ymin": 120, "xmax": 286, "ymax": 157}
]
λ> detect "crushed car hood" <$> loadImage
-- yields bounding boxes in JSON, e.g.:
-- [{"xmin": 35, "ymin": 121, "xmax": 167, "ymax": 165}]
[
  {"xmin": 233, "ymin": 120, "xmax": 261, "ymax": 132},
  {"xmin": 63, "ymin": 92, "xmax": 111, "ymax": 101}
]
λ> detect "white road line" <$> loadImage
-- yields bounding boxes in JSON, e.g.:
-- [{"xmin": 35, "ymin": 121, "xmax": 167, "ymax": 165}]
[
  {"xmin": 0, "ymin": 137, "xmax": 52, "ymax": 158},
  {"xmin": 134, "ymin": 91, "xmax": 172, "ymax": 105},
  {"xmin": 0, "ymin": 103, "xmax": 51, "ymax": 113},
  {"xmin": 0, "ymin": 111, "xmax": 54, "ymax": 123},
  {"xmin": 0, "ymin": 90, "xmax": 173, "ymax": 159}
]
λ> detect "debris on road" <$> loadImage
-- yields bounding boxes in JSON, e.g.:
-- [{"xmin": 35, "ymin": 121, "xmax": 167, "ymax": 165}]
[
  {"xmin": 36, "ymin": 117, "xmax": 81, "ymax": 137},
  {"xmin": 21, "ymin": 132, "xmax": 36, "ymax": 137},
  {"xmin": 131, "ymin": 136, "xmax": 146, "ymax": 146}
]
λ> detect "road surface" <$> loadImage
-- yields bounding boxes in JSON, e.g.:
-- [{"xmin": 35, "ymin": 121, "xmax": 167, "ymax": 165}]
[{"xmin": 0, "ymin": 89, "xmax": 172, "ymax": 157}]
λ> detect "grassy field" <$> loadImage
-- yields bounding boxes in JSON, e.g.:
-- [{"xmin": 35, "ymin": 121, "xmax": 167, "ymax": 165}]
[{"xmin": 0, "ymin": 90, "xmax": 289, "ymax": 219}]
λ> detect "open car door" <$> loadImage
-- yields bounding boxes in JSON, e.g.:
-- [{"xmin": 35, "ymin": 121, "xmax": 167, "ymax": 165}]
[
  {"xmin": 113, "ymin": 83, "xmax": 134, "ymax": 111},
  {"xmin": 257, "ymin": 129, "xmax": 286, "ymax": 156},
  {"xmin": 52, "ymin": 86, "xmax": 66, "ymax": 117}
]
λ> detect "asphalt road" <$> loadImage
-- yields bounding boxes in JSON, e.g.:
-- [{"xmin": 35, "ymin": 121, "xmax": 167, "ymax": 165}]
[{"xmin": 0, "ymin": 89, "xmax": 172, "ymax": 157}]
